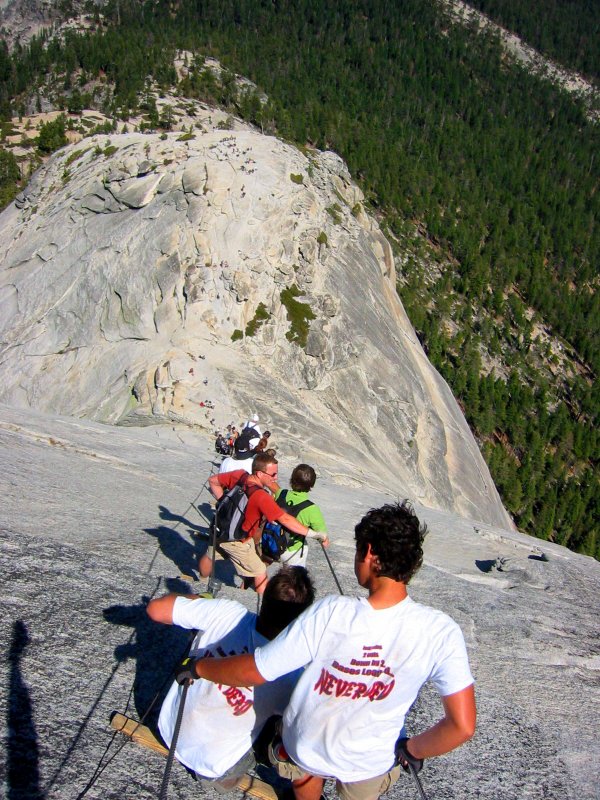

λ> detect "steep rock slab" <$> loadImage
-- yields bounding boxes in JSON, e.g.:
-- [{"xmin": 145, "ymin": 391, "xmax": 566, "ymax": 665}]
[
  {"xmin": 0, "ymin": 128, "xmax": 510, "ymax": 527},
  {"xmin": 0, "ymin": 403, "xmax": 598, "ymax": 800}
]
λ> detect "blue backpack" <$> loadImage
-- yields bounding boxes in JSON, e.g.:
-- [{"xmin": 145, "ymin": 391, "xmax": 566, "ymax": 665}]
[{"xmin": 261, "ymin": 490, "xmax": 313, "ymax": 561}]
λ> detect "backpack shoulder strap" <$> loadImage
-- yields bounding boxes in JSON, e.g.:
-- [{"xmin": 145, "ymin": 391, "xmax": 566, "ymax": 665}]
[
  {"xmin": 276, "ymin": 490, "xmax": 314, "ymax": 517},
  {"xmin": 290, "ymin": 499, "xmax": 314, "ymax": 514}
]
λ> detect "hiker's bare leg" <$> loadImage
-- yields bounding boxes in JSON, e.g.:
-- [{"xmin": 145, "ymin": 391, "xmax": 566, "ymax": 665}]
[
  {"xmin": 199, "ymin": 553, "xmax": 213, "ymax": 578},
  {"xmin": 254, "ymin": 572, "xmax": 268, "ymax": 595},
  {"xmin": 292, "ymin": 775, "xmax": 324, "ymax": 800}
]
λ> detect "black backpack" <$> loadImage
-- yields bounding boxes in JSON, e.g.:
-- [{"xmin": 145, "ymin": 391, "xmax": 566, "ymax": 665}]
[
  {"xmin": 260, "ymin": 490, "xmax": 314, "ymax": 561},
  {"xmin": 211, "ymin": 476, "xmax": 261, "ymax": 543},
  {"xmin": 233, "ymin": 426, "xmax": 259, "ymax": 458}
]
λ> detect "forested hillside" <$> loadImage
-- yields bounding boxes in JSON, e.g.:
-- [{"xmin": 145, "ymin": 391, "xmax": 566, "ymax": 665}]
[
  {"xmin": 0, "ymin": 0, "xmax": 598, "ymax": 557},
  {"xmin": 465, "ymin": 0, "xmax": 599, "ymax": 82}
]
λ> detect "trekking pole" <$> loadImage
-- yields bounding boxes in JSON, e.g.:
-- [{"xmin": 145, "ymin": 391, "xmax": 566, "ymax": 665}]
[
  {"xmin": 194, "ymin": 476, "xmax": 213, "ymax": 525},
  {"xmin": 158, "ymin": 679, "xmax": 191, "ymax": 800},
  {"xmin": 320, "ymin": 541, "xmax": 344, "ymax": 595},
  {"xmin": 206, "ymin": 504, "xmax": 220, "ymax": 596},
  {"xmin": 407, "ymin": 764, "xmax": 429, "ymax": 800}
]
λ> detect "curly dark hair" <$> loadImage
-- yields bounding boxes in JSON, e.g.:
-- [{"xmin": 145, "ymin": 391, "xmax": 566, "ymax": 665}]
[{"xmin": 354, "ymin": 502, "xmax": 425, "ymax": 584}]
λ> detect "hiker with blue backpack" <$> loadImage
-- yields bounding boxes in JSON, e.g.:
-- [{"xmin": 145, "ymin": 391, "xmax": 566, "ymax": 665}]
[
  {"xmin": 262, "ymin": 464, "xmax": 329, "ymax": 567},
  {"xmin": 201, "ymin": 453, "xmax": 326, "ymax": 594}
]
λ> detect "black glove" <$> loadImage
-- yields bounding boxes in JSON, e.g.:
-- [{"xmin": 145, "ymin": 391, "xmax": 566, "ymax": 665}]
[
  {"xmin": 394, "ymin": 737, "xmax": 424, "ymax": 775},
  {"xmin": 174, "ymin": 656, "xmax": 197, "ymax": 685}
]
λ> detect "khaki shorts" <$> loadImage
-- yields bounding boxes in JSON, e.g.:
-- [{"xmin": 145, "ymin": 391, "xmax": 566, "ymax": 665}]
[
  {"xmin": 269, "ymin": 740, "xmax": 401, "ymax": 800},
  {"xmin": 215, "ymin": 539, "xmax": 266, "ymax": 578}
]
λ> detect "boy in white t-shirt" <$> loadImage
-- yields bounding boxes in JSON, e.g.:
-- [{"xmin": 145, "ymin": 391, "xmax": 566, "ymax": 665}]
[
  {"xmin": 178, "ymin": 502, "xmax": 477, "ymax": 800},
  {"xmin": 146, "ymin": 566, "xmax": 315, "ymax": 787}
]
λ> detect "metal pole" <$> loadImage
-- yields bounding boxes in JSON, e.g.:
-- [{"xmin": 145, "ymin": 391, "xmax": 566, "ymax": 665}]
[
  {"xmin": 158, "ymin": 679, "xmax": 191, "ymax": 800},
  {"xmin": 320, "ymin": 541, "xmax": 344, "ymax": 595},
  {"xmin": 407, "ymin": 763, "xmax": 429, "ymax": 800}
]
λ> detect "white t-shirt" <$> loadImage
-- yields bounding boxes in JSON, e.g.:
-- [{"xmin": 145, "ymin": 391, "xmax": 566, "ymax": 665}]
[
  {"xmin": 255, "ymin": 594, "xmax": 474, "ymax": 782},
  {"xmin": 159, "ymin": 597, "xmax": 300, "ymax": 778},
  {"xmin": 219, "ymin": 455, "xmax": 254, "ymax": 474}
]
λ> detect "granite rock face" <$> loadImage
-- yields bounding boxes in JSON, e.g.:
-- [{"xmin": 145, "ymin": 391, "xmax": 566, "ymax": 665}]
[{"xmin": 0, "ymin": 126, "xmax": 510, "ymax": 527}]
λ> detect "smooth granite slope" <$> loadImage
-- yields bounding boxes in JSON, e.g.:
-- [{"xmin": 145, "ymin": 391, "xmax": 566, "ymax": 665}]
[{"xmin": 0, "ymin": 404, "xmax": 598, "ymax": 800}]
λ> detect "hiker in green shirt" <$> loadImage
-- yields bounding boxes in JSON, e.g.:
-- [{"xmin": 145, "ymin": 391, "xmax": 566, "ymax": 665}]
[{"xmin": 274, "ymin": 464, "xmax": 329, "ymax": 567}]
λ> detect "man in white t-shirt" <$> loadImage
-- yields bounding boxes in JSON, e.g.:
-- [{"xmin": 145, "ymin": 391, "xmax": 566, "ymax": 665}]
[
  {"xmin": 147, "ymin": 566, "xmax": 315, "ymax": 787},
  {"xmin": 179, "ymin": 502, "xmax": 477, "ymax": 800}
]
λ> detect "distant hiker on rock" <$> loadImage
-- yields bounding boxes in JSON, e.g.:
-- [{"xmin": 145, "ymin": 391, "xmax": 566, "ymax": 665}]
[
  {"xmin": 147, "ymin": 566, "xmax": 315, "ymax": 789},
  {"xmin": 202, "ymin": 454, "xmax": 321, "ymax": 594},
  {"xmin": 262, "ymin": 464, "xmax": 329, "ymax": 568},
  {"xmin": 182, "ymin": 502, "xmax": 476, "ymax": 800}
]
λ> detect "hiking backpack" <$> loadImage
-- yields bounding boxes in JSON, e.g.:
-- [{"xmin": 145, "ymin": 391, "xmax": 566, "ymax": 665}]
[
  {"xmin": 211, "ymin": 476, "xmax": 261, "ymax": 543},
  {"xmin": 260, "ymin": 490, "xmax": 314, "ymax": 561},
  {"xmin": 233, "ymin": 426, "xmax": 259, "ymax": 458}
]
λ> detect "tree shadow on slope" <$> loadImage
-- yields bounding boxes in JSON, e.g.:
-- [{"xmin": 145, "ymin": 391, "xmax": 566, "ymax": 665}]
[
  {"xmin": 102, "ymin": 578, "xmax": 193, "ymax": 730},
  {"xmin": 6, "ymin": 619, "xmax": 44, "ymax": 800}
]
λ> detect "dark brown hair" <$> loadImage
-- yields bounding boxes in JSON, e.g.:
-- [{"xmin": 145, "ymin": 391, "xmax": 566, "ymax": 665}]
[
  {"xmin": 258, "ymin": 566, "xmax": 315, "ymax": 638},
  {"xmin": 290, "ymin": 463, "xmax": 316, "ymax": 492}
]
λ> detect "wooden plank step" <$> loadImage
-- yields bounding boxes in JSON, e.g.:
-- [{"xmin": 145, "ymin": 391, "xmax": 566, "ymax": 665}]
[
  {"xmin": 110, "ymin": 712, "xmax": 168, "ymax": 756},
  {"xmin": 110, "ymin": 712, "xmax": 278, "ymax": 800}
]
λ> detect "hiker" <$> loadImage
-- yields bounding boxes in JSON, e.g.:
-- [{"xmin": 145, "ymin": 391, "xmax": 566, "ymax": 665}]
[
  {"xmin": 181, "ymin": 502, "xmax": 476, "ymax": 800},
  {"xmin": 263, "ymin": 463, "xmax": 328, "ymax": 567},
  {"xmin": 215, "ymin": 432, "xmax": 231, "ymax": 456},
  {"xmin": 219, "ymin": 418, "xmax": 262, "ymax": 474},
  {"xmin": 201, "ymin": 453, "xmax": 326, "ymax": 594},
  {"xmin": 254, "ymin": 430, "xmax": 271, "ymax": 452},
  {"xmin": 243, "ymin": 413, "xmax": 262, "ymax": 437},
  {"xmin": 227, "ymin": 426, "xmax": 238, "ymax": 449},
  {"xmin": 147, "ymin": 566, "xmax": 315, "ymax": 789},
  {"xmin": 233, "ymin": 418, "xmax": 261, "ymax": 459}
]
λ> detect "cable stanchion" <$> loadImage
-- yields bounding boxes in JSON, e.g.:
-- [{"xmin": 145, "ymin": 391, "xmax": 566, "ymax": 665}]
[{"xmin": 320, "ymin": 541, "xmax": 344, "ymax": 595}]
